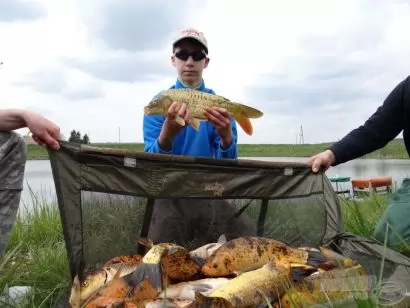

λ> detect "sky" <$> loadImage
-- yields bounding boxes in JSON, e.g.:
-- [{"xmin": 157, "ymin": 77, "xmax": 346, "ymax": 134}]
[{"xmin": 1, "ymin": 0, "xmax": 410, "ymax": 144}]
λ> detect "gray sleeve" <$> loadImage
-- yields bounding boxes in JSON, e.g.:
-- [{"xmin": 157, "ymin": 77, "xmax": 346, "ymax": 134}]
[{"xmin": 0, "ymin": 131, "xmax": 27, "ymax": 258}]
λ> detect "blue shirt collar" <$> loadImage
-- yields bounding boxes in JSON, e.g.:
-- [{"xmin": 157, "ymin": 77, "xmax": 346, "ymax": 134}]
[{"xmin": 174, "ymin": 78, "xmax": 206, "ymax": 91}]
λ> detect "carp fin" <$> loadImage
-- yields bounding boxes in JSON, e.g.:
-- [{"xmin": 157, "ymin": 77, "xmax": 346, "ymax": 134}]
[
  {"xmin": 194, "ymin": 291, "xmax": 208, "ymax": 301},
  {"xmin": 233, "ymin": 112, "xmax": 253, "ymax": 136},
  {"xmin": 256, "ymin": 289, "xmax": 276, "ymax": 307},
  {"xmin": 262, "ymin": 261, "xmax": 278, "ymax": 270},
  {"xmin": 167, "ymin": 246, "xmax": 184, "ymax": 256},
  {"xmin": 68, "ymin": 275, "xmax": 81, "ymax": 308},
  {"xmin": 158, "ymin": 283, "xmax": 212, "ymax": 300},
  {"xmin": 217, "ymin": 234, "xmax": 227, "ymax": 244},
  {"xmin": 175, "ymin": 115, "xmax": 186, "ymax": 126},
  {"xmin": 289, "ymin": 265, "xmax": 318, "ymax": 282},
  {"xmin": 306, "ymin": 250, "xmax": 336, "ymax": 270},
  {"xmin": 187, "ymin": 284, "xmax": 214, "ymax": 297},
  {"xmin": 193, "ymin": 291, "xmax": 234, "ymax": 306},
  {"xmin": 190, "ymin": 117, "xmax": 200, "ymax": 131},
  {"xmin": 137, "ymin": 237, "xmax": 154, "ymax": 249},
  {"xmin": 123, "ymin": 263, "xmax": 163, "ymax": 292},
  {"xmin": 112, "ymin": 263, "xmax": 125, "ymax": 280},
  {"xmin": 218, "ymin": 95, "xmax": 231, "ymax": 101},
  {"xmin": 298, "ymin": 246, "xmax": 320, "ymax": 252},
  {"xmin": 191, "ymin": 256, "xmax": 206, "ymax": 267},
  {"xmin": 289, "ymin": 263, "xmax": 315, "ymax": 270},
  {"xmin": 318, "ymin": 246, "xmax": 357, "ymax": 268}
]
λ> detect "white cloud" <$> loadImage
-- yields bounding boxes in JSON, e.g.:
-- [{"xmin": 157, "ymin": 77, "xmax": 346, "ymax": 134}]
[{"xmin": 0, "ymin": 0, "xmax": 409, "ymax": 145}]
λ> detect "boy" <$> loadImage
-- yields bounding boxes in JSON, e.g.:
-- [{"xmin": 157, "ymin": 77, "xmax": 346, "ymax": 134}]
[{"xmin": 143, "ymin": 29, "xmax": 256, "ymax": 248}]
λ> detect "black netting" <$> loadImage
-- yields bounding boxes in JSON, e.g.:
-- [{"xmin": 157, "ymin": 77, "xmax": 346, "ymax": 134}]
[
  {"xmin": 261, "ymin": 195, "xmax": 327, "ymax": 247},
  {"xmin": 79, "ymin": 193, "xmax": 328, "ymax": 273},
  {"xmin": 80, "ymin": 191, "xmax": 147, "ymax": 270}
]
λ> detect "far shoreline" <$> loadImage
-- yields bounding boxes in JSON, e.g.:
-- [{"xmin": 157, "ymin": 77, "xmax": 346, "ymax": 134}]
[{"xmin": 25, "ymin": 139, "xmax": 409, "ymax": 161}]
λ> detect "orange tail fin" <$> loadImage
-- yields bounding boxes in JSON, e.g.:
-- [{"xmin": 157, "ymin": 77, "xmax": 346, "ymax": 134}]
[{"xmin": 234, "ymin": 112, "xmax": 253, "ymax": 136}]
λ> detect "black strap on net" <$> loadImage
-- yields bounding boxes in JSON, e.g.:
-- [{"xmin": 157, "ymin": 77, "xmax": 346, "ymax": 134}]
[{"xmin": 137, "ymin": 198, "xmax": 155, "ymax": 255}]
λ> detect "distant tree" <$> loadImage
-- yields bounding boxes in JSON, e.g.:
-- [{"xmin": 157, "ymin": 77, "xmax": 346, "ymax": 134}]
[
  {"xmin": 68, "ymin": 130, "xmax": 91, "ymax": 144},
  {"xmin": 69, "ymin": 130, "xmax": 75, "ymax": 141},
  {"xmin": 82, "ymin": 134, "xmax": 90, "ymax": 144},
  {"xmin": 69, "ymin": 130, "xmax": 83, "ymax": 143},
  {"xmin": 69, "ymin": 130, "xmax": 78, "ymax": 142}
]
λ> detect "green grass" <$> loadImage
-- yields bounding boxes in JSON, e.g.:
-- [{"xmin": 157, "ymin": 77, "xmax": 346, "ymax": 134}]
[
  {"xmin": 341, "ymin": 194, "xmax": 410, "ymax": 256},
  {"xmin": 25, "ymin": 138, "xmax": 408, "ymax": 160},
  {"xmin": 341, "ymin": 194, "xmax": 390, "ymax": 238},
  {"xmin": 1, "ymin": 192, "xmax": 409, "ymax": 307},
  {"xmin": 0, "ymin": 200, "xmax": 70, "ymax": 307}
]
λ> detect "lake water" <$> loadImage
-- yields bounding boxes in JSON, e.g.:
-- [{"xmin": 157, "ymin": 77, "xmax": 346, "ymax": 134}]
[{"xmin": 19, "ymin": 157, "xmax": 410, "ymax": 210}]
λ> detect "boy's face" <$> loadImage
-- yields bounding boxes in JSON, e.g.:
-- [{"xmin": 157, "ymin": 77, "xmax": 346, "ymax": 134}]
[{"xmin": 171, "ymin": 38, "xmax": 209, "ymax": 85}]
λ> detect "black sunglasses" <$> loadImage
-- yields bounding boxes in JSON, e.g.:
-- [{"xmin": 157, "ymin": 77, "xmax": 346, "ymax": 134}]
[{"xmin": 174, "ymin": 50, "xmax": 207, "ymax": 61}]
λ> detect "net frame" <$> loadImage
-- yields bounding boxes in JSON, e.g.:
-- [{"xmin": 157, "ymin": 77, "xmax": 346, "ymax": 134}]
[{"xmin": 48, "ymin": 141, "xmax": 344, "ymax": 279}]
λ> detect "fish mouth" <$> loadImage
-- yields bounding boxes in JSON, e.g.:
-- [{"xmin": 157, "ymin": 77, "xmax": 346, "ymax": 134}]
[{"xmin": 143, "ymin": 107, "xmax": 150, "ymax": 114}]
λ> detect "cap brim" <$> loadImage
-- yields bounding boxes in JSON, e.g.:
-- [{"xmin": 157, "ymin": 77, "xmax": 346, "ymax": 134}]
[{"xmin": 173, "ymin": 36, "xmax": 208, "ymax": 54}]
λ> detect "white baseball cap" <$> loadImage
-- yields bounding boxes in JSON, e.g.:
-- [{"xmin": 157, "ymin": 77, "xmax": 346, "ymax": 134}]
[{"xmin": 172, "ymin": 28, "xmax": 208, "ymax": 54}]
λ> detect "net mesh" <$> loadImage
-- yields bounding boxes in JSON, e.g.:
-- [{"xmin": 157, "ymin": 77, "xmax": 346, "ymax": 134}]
[{"xmin": 48, "ymin": 141, "xmax": 410, "ymax": 306}]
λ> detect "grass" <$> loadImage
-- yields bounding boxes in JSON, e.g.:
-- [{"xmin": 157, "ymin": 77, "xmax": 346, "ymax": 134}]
[
  {"xmin": 0, "ymin": 201, "xmax": 70, "ymax": 307},
  {"xmin": 341, "ymin": 194, "xmax": 391, "ymax": 238},
  {"xmin": 25, "ymin": 138, "xmax": 409, "ymax": 160},
  {"xmin": 341, "ymin": 193, "xmax": 410, "ymax": 255},
  {"xmin": 0, "ymin": 191, "xmax": 409, "ymax": 307}
]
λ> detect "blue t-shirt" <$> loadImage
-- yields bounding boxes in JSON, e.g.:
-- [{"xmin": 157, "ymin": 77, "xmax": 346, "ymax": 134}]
[{"xmin": 143, "ymin": 78, "xmax": 238, "ymax": 159}]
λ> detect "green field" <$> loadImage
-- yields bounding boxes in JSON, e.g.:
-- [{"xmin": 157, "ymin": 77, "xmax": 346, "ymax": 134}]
[{"xmin": 25, "ymin": 138, "xmax": 408, "ymax": 160}]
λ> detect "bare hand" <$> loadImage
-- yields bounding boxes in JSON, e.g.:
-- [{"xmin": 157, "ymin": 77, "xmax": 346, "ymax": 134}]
[
  {"xmin": 203, "ymin": 107, "xmax": 233, "ymax": 147},
  {"xmin": 23, "ymin": 111, "xmax": 61, "ymax": 150},
  {"xmin": 158, "ymin": 101, "xmax": 191, "ymax": 150},
  {"xmin": 307, "ymin": 149, "xmax": 336, "ymax": 173}
]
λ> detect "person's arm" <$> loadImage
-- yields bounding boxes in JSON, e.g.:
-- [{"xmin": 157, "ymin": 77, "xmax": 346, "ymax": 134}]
[
  {"xmin": 0, "ymin": 109, "xmax": 27, "ymax": 131},
  {"xmin": 212, "ymin": 119, "xmax": 238, "ymax": 159},
  {"xmin": 329, "ymin": 76, "xmax": 410, "ymax": 165},
  {"xmin": 143, "ymin": 114, "xmax": 173, "ymax": 154},
  {"xmin": 0, "ymin": 108, "xmax": 60, "ymax": 150}
]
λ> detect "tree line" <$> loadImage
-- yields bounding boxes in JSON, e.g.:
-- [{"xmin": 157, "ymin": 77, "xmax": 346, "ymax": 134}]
[{"xmin": 68, "ymin": 130, "xmax": 90, "ymax": 144}]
